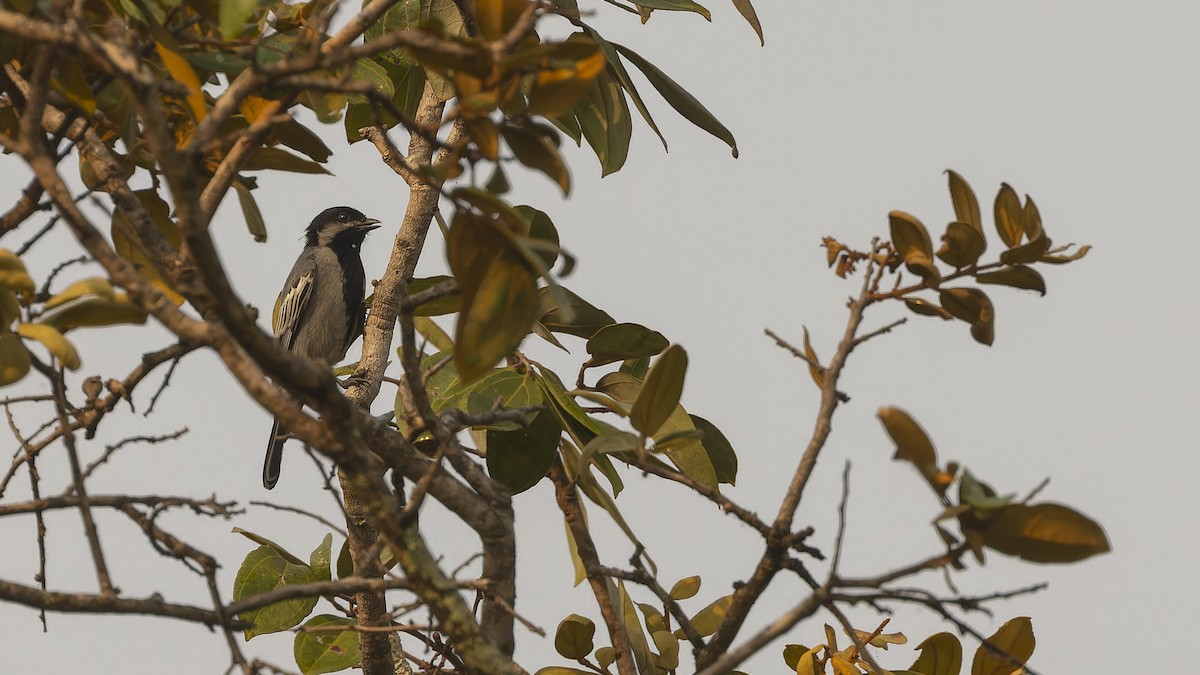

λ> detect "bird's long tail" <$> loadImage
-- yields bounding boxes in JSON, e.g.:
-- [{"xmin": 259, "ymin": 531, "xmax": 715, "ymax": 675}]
[{"xmin": 263, "ymin": 419, "xmax": 286, "ymax": 489}]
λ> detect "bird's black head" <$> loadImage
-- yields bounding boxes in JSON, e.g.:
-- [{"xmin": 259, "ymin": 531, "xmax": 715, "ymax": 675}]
[{"xmin": 305, "ymin": 206, "xmax": 381, "ymax": 250}]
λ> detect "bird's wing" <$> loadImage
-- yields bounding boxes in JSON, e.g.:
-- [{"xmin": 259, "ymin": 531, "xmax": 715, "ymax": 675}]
[{"xmin": 272, "ymin": 253, "xmax": 316, "ymax": 351}]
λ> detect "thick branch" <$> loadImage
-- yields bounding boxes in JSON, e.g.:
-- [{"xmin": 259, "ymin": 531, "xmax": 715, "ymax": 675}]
[{"xmin": 549, "ymin": 460, "xmax": 637, "ymax": 675}]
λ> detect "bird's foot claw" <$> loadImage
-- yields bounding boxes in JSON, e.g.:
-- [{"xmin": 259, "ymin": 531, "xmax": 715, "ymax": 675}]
[{"xmin": 338, "ymin": 372, "xmax": 369, "ymax": 390}]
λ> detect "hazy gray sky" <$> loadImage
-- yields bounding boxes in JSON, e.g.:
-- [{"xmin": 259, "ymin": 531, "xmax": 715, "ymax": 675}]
[{"xmin": 3, "ymin": 2, "xmax": 1196, "ymax": 673}]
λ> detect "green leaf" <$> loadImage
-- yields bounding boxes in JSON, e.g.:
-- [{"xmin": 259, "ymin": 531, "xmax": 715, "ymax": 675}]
[
  {"xmin": 408, "ymin": 275, "xmax": 461, "ymax": 316},
  {"xmin": 50, "ymin": 57, "xmax": 96, "ymax": 115},
  {"xmin": 294, "ymin": 615, "xmax": 361, "ymax": 675},
  {"xmin": 638, "ymin": 603, "xmax": 676, "ymax": 668},
  {"xmin": 689, "ymin": 414, "xmax": 737, "ymax": 485},
  {"xmin": 345, "ymin": 62, "xmax": 426, "ymax": 143},
  {"xmin": 366, "ymin": 0, "xmax": 421, "ymax": 61},
  {"xmin": 456, "ymin": 368, "xmax": 542, "ymax": 430},
  {"xmin": 958, "ymin": 470, "xmax": 1014, "ymax": 512},
  {"xmin": 630, "ymin": 344, "xmax": 687, "ymax": 435},
  {"xmin": 448, "ymin": 216, "xmax": 539, "ymax": 383},
  {"xmin": 538, "ymin": 286, "xmax": 615, "ymax": 339},
  {"xmin": 976, "ymin": 266, "xmax": 1046, "ymax": 295},
  {"xmin": 535, "ymin": 364, "xmax": 603, "ymax": 445},
  {"xmin": 970, "ymin": 617, "xmax": 1035, "ymax": 675},
  {"xmin": 617, "ymin": 581, "xmax": 655, "ymax": 673},
  {"xmin": 579, "ymin": 428, "xmax": 639, "ymax": 467},
  {"xmin": 586, "ymin": 322, "xmax": 668, "ymax": 367},
  {"xmin": 309, "ymin": 534, "xmax": 333, "ymax": 579},
  {"xmin": 599, "ymin": 372, "xmax": 716, "ymax": 489},
  {"xmin": 612, "ymin": 42, "xmax": 738, "ymax": 157},
  {"xmin": 231, "ymin": 527, "xmax": 307, "ymax": 566},
  {"xmin": 910, "ymin": 632, "xmax": 963, "ymax": 675},
  {"xmin": 233, "ymin": 180, "xmax": 267, "ymax": 242},
  {"xmin": 503, "ymin": 126, "xmax": 571, "ymax": 194},
  {"xmin": 516, "ymin": 205, "xmax": 562, "ymax": 272},
  {"xmin": 573, "ymin": 69, "xmax": 631, "ymax": 175},
  {"xmin": 274, "ymin": 118, "xmax": 333, "ymax": 163},
  {"xmin": 730, "ymin": 0, "xmax": 764, "ymax": 45},
  {"xmin": 232, "ymin": 545, "xmax": 322, "ymax": 638},
  {"xmin": 581, "ymin": 26, "xmax": 668, "ymax": 150},
  {"xmin": 241, "ymin": 147, "xmax": 331, "ymax": 174},
  {"xmin": 651, "ymin": 628, "xmax": 680, "ymax": 670},
  {"xmin": 220, "ymin": 0, "xmax": 268, "ymax": 39},
  {"xmin": 485, "ymin": 410, "xmax": 562, "ymax": 494},
  {"xmin": 554, "ymin": 614, "xmax": 596, "ymax": 659},
  {"xmin": 533, "ymin": 668, "xmax": 595, "ymax": 675},
  {"xmin": 349, "ymin": 57, "xmax": 395, "ymax": 99},
  {"xmin": 669, "ymin": 575, "xmax": 700, "ymax": 600},
  {"xmin": 982, "ymin": 503, "xmax": 1111, "ymax": 563}
]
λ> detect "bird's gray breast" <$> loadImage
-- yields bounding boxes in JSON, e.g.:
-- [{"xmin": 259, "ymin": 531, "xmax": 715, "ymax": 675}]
[{"xmin": 290, "ymin": 247, "xmax": 352, "ymax": 365}]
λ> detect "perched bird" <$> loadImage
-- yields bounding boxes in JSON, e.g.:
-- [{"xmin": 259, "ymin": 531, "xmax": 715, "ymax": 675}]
[{"xmin": 264, "ymin": 206, "xmax": 380, "ymax": 489}]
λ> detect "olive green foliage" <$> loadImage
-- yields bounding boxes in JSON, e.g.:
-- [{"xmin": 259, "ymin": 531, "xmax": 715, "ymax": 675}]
[{"xmin": 0, "ymin": 0, "xmax": 1110, "ymax": 672}]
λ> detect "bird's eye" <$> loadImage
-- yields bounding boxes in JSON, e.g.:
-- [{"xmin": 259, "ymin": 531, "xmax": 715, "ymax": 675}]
[{"xmin": 338, "ymin": 212, "xmax": 349, "ymax": 222}]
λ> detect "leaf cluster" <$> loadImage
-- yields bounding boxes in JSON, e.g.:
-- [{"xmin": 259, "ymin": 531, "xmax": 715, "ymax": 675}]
[
  {"xmin": 782, "ymin": 616, "xmax": 1035, "ymax": 675},
  {"xmin": 824, "ymin": 171, "xmax": 1090, "ymax": 346},
  {"xmin": 0, "ymin": 249, "xmax": 146, "ymax": 385},
  {"xmin": 879, "ymin": 406, "xmax": 1110, "ymax": 566},
  {"xmin": 539, "ymin": 576, "xmax": 735, "ymax": 675}
]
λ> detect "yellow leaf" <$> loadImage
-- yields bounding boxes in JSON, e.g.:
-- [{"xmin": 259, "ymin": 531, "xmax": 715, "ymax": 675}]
[
  {"xmin": 562, "ymin": 511, "xmax": 587, "ymax": 587},
  {"xmin": 239, "ymin": 95, "xmax": 273, "ymax": 123},
  {"xmin": 877, "ymin": 406, "xmax": 946, "ymax": 495},
  {"xmin": 528, "ymin": 46, "xmax": 606, "ymax": 116},
  {"xmin": 802, "ymin": 325, "xmax": 824, "ymax": 389},
  {"xmin": 971, "ymin": 617, "xmax": 1035, "ymax": 675},
  {"xmin": 39, "ymin": 293, "xmax": 148, "ymax": 333},
  {"xmin": 982, "ymin": 503, "xmax": 1111, "ymax": 563},
  {"xmin": 17, "ymin": 323, "xmax": 81, "ymax": 370},
  {"xmin": 669, "ymin": 575, "xmax": 701, "ymax": 600},
  {"xmin": 155, "ymin": 42, "xmax": 207, "ymax": 122},
  {"xmin": 44, "ymin": 277, "xmax": 116, "ymax": 310},
  {"xmin": 0, "ymin": 289, "xmax": 20, "ymax": 325},
  {"xmin": 853, "ymin": 629, "xmax": 907, "ymax": 649},
  {"xmin": 0, "ymin": 248, "xmax": 34, "ymax": 295},
  {"xmin": 911, "ymin": 632, "xmax": 963, "ymax": 675},
  {"xmin": 793, "ymin": 645, "xmax": 823, "ymax": 675},
  {"xmin": 474, "ymin": 0, "xmax": 529, "ymax": 42},
  {"xmin": 111, "ymin": 189, "xmax": 185, "ymax": 306},
  {"xmin": 688, "ymin": 594, "xmax": 732, "ymax": 637},
  {"xmin": 0, "ymin": 333, "xmax": 31, "ymax": 386},
  {"xmin": 829, "ymin": 656, "xmax": 861, "ymax": 675}
]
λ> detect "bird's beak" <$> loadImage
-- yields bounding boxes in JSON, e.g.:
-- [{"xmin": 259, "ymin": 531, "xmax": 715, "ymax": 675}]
[{"xmin": 356, "ymin": 218, "xmax": 382, "ymax": 231}]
